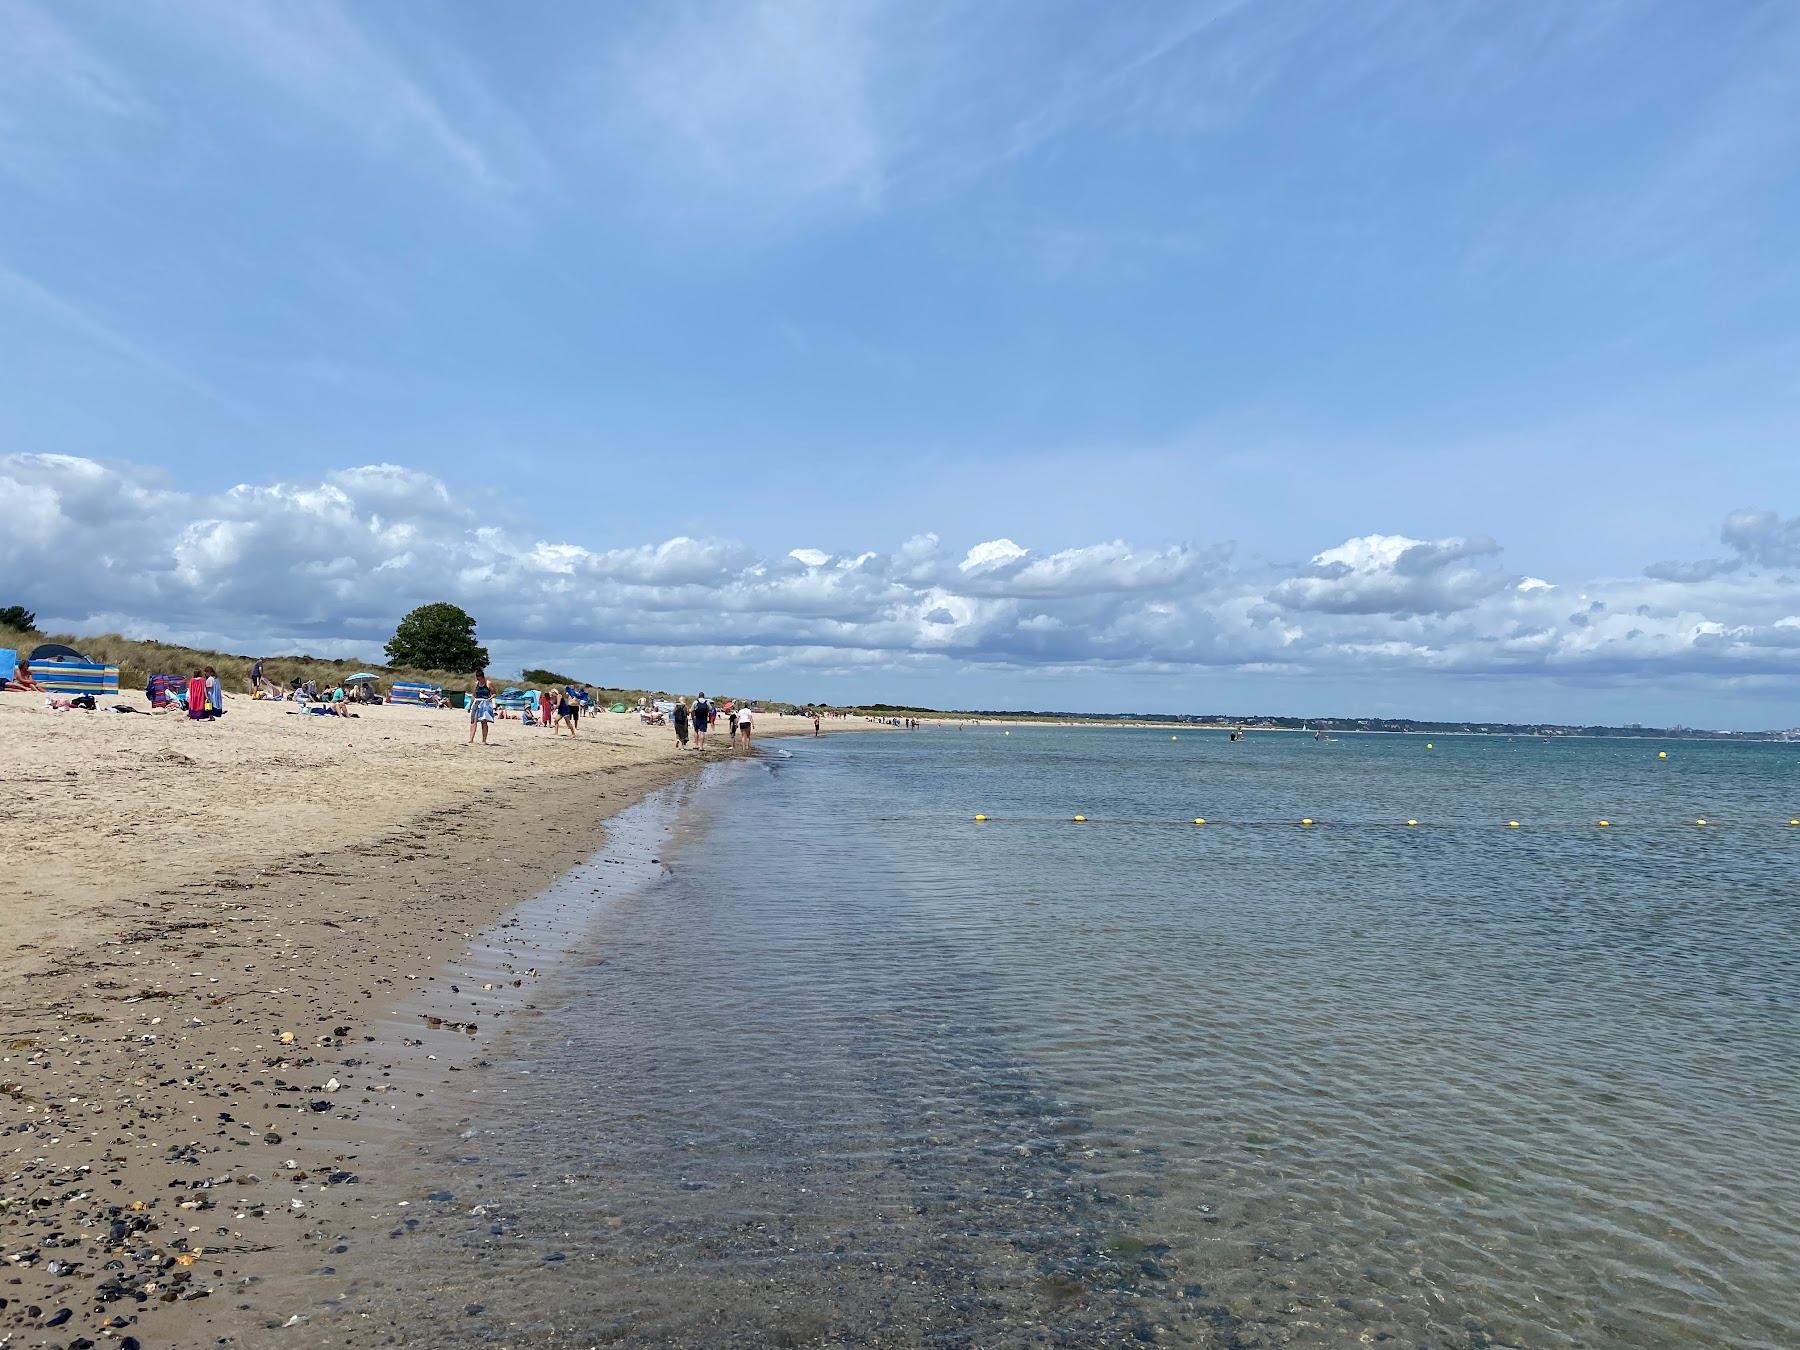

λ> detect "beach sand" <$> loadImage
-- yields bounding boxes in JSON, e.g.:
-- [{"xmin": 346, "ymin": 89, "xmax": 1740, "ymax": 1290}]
[{"xmin": 0, "ymin": 691, "xmax": 855, "ymax": 1347}]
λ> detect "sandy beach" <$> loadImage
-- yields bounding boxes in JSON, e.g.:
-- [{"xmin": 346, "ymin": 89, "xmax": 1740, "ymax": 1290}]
[{"xmin": 0, "ymin": 691, "xmax": 859, "ymax": 1347}]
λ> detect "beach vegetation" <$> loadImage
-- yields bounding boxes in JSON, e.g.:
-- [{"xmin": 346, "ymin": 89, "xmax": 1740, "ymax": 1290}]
[
  {"xmin": 522, "ymin": 667, "xmax": 580, "ymax": 685},
  {"xmin": 384, "ymin": 602, "xmax": 489, "ymax": 673},
  {"xmin": 0, "ymin": 605, "xmax": 35, "ymax": 631}
]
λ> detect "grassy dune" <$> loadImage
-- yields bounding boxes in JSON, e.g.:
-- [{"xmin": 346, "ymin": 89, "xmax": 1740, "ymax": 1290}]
[{"xmin": 0, "ymin": 625, "xmax": 662, "ymax": 705}]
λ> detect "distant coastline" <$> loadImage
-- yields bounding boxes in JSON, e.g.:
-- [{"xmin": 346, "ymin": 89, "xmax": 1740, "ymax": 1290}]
[{"xmin": 845, "ymin": 705, "xmax": 1800, "ymax": 741}]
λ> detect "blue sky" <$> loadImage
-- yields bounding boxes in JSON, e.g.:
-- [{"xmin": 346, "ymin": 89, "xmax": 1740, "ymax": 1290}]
[{"xmin": 3, "ymin": 1, "xmax": 1798, "ymax": 726}]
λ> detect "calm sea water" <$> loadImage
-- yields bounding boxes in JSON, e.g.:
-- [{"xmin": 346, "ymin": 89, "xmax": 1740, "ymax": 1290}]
[{"xmin": 349, "ymin": 728, "xmax": 1800, "ymax": 1347}]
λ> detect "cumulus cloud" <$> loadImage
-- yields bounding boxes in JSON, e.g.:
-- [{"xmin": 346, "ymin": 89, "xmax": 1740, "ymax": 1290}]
[
  {"xmin": 1721, "ymin": 510, "xmax": 1800, "ymax": 568},
  {"xmin": 4, "ymin": 454, "xmax": 1798, "ymax": 691},
  {"xmin": 1268, "ymin": 533, "xmax": 1511, "ymax": 616}
]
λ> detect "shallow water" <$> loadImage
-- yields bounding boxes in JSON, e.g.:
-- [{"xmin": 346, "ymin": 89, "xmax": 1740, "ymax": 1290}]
[{"xmin": 349, "ymin": 729, "xmax": 1800, "ymax": 1347}]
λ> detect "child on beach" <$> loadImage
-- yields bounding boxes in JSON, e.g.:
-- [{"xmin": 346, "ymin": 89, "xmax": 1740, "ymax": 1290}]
[
  {"xmin": 204, "ymin": 666, "xmax": 225, "ymax": 718},
  {"xmin": 186, "ymin": 670, "xmax": 208, "ymax": 721},
  {"xmin": 673, "ymin": 699, "xmax": 690, "ymax": 748}
]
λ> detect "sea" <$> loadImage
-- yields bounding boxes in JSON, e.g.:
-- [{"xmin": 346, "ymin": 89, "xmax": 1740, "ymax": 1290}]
[{"xmin": 337, "ymin": 726, "xmax": 1800, "ymax": 1348}]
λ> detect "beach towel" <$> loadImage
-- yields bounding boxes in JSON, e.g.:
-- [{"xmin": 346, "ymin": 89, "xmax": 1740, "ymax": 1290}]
[{"xmin": 0, "ymin": 649, "xmax": 15, "ymax": 686}]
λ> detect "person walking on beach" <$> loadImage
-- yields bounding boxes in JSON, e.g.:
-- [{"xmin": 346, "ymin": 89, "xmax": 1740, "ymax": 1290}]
[
  {"xmin": 468, "ymin": 669, "xmax": 496, "ymax": 745},
  {"xmin": 737, "ymin": 703, "xmax": 754, "ymax": 751},
  {"xmin": 692, "ymin": 692, "xmax": 711, "ymax": 750},
  {"xmin": 673, "ymin": 698, "xmax": 690, "ymax": 749},
  {"xmin": 557, "ymin": 686, "xmax": 579, "ymax": 737}
]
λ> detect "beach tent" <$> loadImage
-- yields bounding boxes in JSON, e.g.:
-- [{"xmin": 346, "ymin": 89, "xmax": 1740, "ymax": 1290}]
[
  {"xmin": 29, "ymin": 659, "xmax": 120, "ymax": 696},
  {"xmin": 388, "ymin": 680, "xmax": 442, "ymax": 707},
  {"xmin": 495, "ymin": 687, "xmax": 534, "ymax": 710},
  {"xmin": 609, "ymin": 702, "xmax": 628, "ymax": 714},
  {"xmin": 29, "ymin": 642, "xmax": 89, "ymax": 664}
]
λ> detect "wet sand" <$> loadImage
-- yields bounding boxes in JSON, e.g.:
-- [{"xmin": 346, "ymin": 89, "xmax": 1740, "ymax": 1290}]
[{"xmin": 0, "ymin": 694, "xmax": 856, "ymax": 1347}]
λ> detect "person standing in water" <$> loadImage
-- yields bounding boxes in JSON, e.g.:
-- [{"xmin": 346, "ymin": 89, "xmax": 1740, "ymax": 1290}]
[
  {"xmin": 673, "ymin": 698, "xmax": 690, "ymax": 749},
  {"xmin": 468, "ymin": 669, "xmax": 495, "ymax": 745},
  {"xmin": 812, "ymin": 709, "xmax": 822, "ymax": 737},
  {"xmin": 692, "ymin": 692, "xmax": 711, "ymax": 751},
  {"xmin": 727, "ymin": 704, "xmax": 740, "ymax": 745},
  {"xmin": 737, "ymin": 703, "xmax": 754, "ymax": 751}
]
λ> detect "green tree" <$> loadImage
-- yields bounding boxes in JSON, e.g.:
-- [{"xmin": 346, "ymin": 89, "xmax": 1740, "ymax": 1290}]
[
  {"xmin": 384, "ymin": 602, "xmax": 489, "ymax": 673},
  {"xmin": 0, "ymin": 605, "xmax": 37, "ymax": 630}
]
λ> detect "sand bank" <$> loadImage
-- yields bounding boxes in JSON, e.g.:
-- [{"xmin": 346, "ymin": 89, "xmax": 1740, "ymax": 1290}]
[{"xmin": 0, "ymin": 692, "xmax": 858, "ymax": 1347}]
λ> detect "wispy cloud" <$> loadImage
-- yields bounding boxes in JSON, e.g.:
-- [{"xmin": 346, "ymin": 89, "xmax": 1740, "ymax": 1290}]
[
  {"xmin": 155, "ymin": 0, "xmax": 546, "ymax": 201},
  {"xmin": 0, "ymin": 262, "xmax": 250, "ymax": 417},
  {"xmin": 597, "ymin": 0, "xmax": 885, "ymax": 217},
  {"xmin": 0, "ymin": 1, "xmax": 151, "ymax": 184}
]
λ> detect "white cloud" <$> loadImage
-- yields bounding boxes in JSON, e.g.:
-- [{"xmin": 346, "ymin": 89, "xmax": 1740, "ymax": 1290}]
[
  {"xmin": 1269, "ymin": 533, "xmax": 1511, "ymax": 616},
  {"xmin": 960, "ymin": 538, "xmax": 1029, "ymax": 572},
  {"xmin": 5, "ymin": 454, "xmax": 1799, "ymax": 696}
]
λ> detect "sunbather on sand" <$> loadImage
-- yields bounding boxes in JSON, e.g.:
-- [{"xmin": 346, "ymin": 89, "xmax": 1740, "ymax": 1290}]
[{"xmin": 6, "ymin": 665, "xmax": 42, "ymax": 692}]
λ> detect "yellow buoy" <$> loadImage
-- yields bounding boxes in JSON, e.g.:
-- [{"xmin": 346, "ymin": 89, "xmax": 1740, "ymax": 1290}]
[
  {"xmin": 1300, "ymin": 818, "xmax": 1315, "ymax": 826},
  {"xmin": 1072, "ymin": 815, "xmax": 1087, "ymax": 823},
  {"xmin": 1694, "ymin": 818, "xmax": 1706, "ymax": 826},
  {"xmin": 1657, "ymin": 751, "xmax": 1668, "ymax": 759},
  {"xmin": 1596, "ymin": 820, "xmax": 1610, "ymax": 827},
  {"xmin": 1426, "ymin": 742, "xmax": 1434, "ymax": 749},
  {"xmin": 1192, "ymin": 817, "xmax": 1206, "ymax": 825},
  {"xmin": 1405, "ymin": 819, "xmax": 1418, "ymax": 827},
  {"xmin": 1507, "ymin": 820, "xmax": 1521, "ymax": 828},
  {"xmin": 1171, "ymin": 735, "xmax": 1178, "ymax": 741},
  {"xmin": 973, "ymin": 814, "xmax": 988, "ymax": 822},
  {"xmin": 1789, "ymin": 819, "xmax": 1799, "ymax": 826}
]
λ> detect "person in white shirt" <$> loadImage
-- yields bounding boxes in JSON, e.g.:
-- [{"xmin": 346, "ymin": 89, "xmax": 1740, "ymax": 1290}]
[{"xmin": 737, "ymin": 704, "xmax": 754, "ymax": 750}]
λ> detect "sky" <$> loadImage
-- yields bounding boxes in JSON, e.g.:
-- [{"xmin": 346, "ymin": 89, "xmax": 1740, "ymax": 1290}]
[{"xmin": 2, "ymin": 1, "xmax": 1798, "ymax": 727}]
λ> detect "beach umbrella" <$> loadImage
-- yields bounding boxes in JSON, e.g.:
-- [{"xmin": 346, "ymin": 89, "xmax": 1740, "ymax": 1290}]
[{"xmin": 343, "ymin": 672, "xmax": 380, "ymax": 684}]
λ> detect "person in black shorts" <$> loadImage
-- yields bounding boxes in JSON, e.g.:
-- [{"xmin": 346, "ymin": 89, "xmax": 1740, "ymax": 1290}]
[{"xmin": 693, "ymin": 693, "xmax": 711, "ymax": 750}]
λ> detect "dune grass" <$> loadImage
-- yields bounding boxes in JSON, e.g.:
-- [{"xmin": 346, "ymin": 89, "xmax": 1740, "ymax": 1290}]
[{"xmin": 0, "ymin": 625, "xmax": 667, "ymax": 706}]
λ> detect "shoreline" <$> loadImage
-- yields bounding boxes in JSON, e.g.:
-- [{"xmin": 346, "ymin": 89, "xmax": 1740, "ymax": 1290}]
[{"xmin": 0, "ymin": 698, "xmax": 863, "ymax": 1348}]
